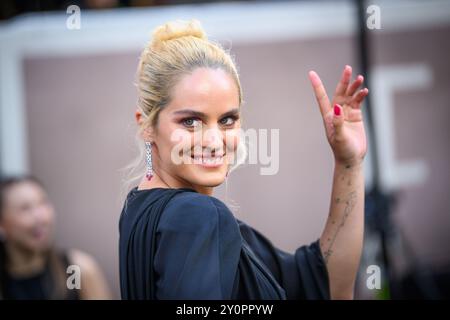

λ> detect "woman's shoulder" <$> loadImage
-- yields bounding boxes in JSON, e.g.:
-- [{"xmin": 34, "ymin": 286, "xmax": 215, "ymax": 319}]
[
  {"xmin": 159, "ymin": 189, "xmax": 237, "ymax": 232},
  {"xmin": 165, "ymin": 189, "xmax": 231, "ymax": 212},
  {"xmin": 67, "ymin": 249, "xmax": 112, "ymax": 299}
]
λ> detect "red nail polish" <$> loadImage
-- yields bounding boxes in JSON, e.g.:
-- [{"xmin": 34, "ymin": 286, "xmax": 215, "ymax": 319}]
[{"xmin": 334, "ymin": 104, "xmax": 341, "ymax": 116}]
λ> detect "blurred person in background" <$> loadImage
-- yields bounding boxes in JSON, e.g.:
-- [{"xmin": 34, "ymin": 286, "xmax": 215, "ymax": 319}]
[{"xmin": 0, "ymin": 176, "xmax": 111, "ymax": 300}]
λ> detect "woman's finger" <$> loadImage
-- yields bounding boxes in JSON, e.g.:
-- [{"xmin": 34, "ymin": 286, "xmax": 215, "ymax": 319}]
[
  {"xmin": 346, "ymin": 75, "xmax": 364, "ymax": 97},
  {"xmin": 350, "ymin": 88, "xmax": 369, "ymax": 108},
  {"xmin": 333, "ymin": 104, "xmax": 345, "ymax": 138},
  {"xmin": 334, "ymin": 65, "xmax": 352, "ymax": 97},
  {"xmin": 309, "ymin": 70, "xmax": 331, "ymax": 117},
  {"xmin": 346, "ymin": 108, "xmax": 364, "ymax": 122}
]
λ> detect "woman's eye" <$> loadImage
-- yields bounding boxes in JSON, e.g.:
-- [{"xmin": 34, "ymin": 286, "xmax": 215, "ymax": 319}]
[
  {"xmin": 220, "ymin": 116, "xmax": 237, "ymax": 126},
  {"xmin": 182, "ymin": 118, "xmax": 201, "ymax": 128},
  {"xmin": 18, "ymin": 203, "xmax": 32, "ymax": 214}
]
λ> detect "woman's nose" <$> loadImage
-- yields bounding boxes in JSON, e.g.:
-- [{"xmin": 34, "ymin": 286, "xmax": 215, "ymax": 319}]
[
  {"xmin": 32, "ymin": 205, "xmax": 50, "ymax": 223},
  {"xmin": 202, "ymin": 127, "xmax": 224, "ymax": 153}
]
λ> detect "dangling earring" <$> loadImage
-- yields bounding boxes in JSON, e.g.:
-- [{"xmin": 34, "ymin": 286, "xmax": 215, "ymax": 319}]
[{"xmin": 145, "ymin": 141, "xmax": 154, "ymax": 181}]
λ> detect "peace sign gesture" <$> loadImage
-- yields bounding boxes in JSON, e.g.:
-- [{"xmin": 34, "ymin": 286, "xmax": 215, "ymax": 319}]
[{"xmin": 308, "ymin": 65, "xmax": 369, "ymax": 166}]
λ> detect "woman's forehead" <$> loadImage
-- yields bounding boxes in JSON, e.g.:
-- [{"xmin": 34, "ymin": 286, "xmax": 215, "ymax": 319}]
[
  {"xmin": 3, "ymin": 182, "xmax": 44, "ymax": 205},
  {"xmin": 169, "ymin": 68, "xmax": 240, "ymax": 109}
]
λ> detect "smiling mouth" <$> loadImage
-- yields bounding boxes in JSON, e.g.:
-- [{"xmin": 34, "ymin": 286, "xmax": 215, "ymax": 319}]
[
  {"xmin": 190, "ymin": 154, "xmax": 224, "ymax": 167},
  {"xmin": 31, "ymin": 227, "xmax": 48, "ymax": 240}
]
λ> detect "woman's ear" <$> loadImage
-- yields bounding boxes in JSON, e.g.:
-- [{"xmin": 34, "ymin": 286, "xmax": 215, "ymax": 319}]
[
  {"xmin": 135, "ymin": 108, "xmax": 144, "ymax": 126},
  {"xmin": 135, "ymin": 108, "xmax": 155, "ymax": 141}
]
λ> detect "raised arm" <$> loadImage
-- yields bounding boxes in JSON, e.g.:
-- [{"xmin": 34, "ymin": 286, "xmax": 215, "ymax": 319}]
[{"xmin": 308, "ymin": 65, "xmax": 369, "ymax": 299}]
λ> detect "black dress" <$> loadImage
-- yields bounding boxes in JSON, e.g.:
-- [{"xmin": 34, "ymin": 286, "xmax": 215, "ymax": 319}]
[
  {"xmin": 2, "ymin": 252, "xmax": 80, "ymax": 300},
  {"xmin": 119, "ymin": 187, "xmax": 330, "ymax": 300}
]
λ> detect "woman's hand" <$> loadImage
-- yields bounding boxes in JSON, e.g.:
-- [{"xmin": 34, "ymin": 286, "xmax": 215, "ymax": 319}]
[{"xmin": 308, "ymin": 65, "xmax": 369, "ymax": 167}]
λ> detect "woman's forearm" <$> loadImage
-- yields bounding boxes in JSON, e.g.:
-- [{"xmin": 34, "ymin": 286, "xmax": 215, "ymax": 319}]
[{"xmin": 320, "ymin": 160, "xmax": 365, "ymax": 299}]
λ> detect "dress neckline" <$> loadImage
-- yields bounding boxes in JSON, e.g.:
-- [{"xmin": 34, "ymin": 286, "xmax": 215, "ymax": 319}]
[{"xmin": 132, "ymin": 186, "xmax": 198, "ymax": 194}]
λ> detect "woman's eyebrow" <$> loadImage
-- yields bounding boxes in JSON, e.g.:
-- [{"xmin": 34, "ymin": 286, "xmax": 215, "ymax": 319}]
[
  {"xmin": 172, "ymin": 109, "xmax": 205, "ymax": 118},
  {"xmin": 221, "ymin": 108, "xmax": 240, "ymax": 118},
  {"xmin": 172, "ymin": 108, "xmax": 240, "ymax": 118}
]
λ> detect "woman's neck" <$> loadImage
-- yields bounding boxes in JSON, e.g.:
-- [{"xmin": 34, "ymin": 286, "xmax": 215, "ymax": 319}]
[
  {"xmin": 138, "ymin": 168, "xmax": 214, "ymax": 196},
  {"xmin": 5, "ymin": 242, "xmax": 46, "ymax": 277}
]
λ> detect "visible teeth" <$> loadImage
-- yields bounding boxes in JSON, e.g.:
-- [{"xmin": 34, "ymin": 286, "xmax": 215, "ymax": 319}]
[{"xmin": 193, "ymin": 156, "xmax": 223, "ymax": 165}]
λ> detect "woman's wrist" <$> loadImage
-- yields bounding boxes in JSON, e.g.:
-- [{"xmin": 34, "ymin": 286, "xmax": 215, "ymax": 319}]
[{"xmin": 334, "ymin": 157, "xmax": 364, "ymax": 170}]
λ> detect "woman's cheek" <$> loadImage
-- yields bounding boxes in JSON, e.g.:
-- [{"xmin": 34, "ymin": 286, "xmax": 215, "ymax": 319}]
[
  {"xmin": 169, "ymin": 128, "xmax": 194, "ymax": 165},
  {"xmin": 4, "ymin": 215, "xmax": 31, "ymax": 241},
  {"xmin": 227, "ymin": 128, "xmax": 240, "ymax": 150},
  {"xmin": 225, "ymin": 129, "xmax": 240, "ymax": 164},
  {"xmin": 43, "ymin": 204, "xmax": 55, "ymax": 227}
]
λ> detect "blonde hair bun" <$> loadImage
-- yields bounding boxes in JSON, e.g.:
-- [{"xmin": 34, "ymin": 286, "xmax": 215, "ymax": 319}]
[{"xmin": 151, "ymin": 19, "xmax": 207, "ymax": 49}]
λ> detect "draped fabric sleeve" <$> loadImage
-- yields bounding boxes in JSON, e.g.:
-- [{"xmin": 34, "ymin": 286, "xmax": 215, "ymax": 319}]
[
  {"xmin": 237, "ymin": 220, "xmax": 330, "ymax": 300},
  {"xmin": 153, "ymin": 192, "xmax": 242, "ymax": 299}
]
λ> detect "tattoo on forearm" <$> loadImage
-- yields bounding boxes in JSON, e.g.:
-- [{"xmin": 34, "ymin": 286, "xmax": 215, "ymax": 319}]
[{"xmin": 322, "ymin": 190, "xmax": 357, "ymax": 264}]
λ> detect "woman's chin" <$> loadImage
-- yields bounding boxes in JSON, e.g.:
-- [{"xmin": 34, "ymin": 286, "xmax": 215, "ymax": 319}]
[
  {"xmin": 189, "ymin": 167, "xmax": 227, "ymax": 187},
  {"xmin": 19, "ymin": 239, "xmax": 51, "ymax": 254}
]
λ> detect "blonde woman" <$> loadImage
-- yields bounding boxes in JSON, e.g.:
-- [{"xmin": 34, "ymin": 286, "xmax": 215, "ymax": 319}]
[{"xmin": 119, "ymin": 19, "xmax": 369, "ymax": 300}]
